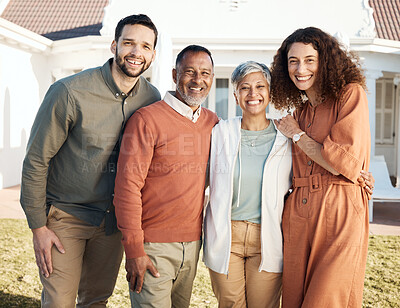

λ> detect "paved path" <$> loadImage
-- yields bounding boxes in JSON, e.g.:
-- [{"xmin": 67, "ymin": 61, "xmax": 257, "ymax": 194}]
[
  {"xmin": 0, "ymin": 185, "xmax": 25, "ymax": 219},
  {"xmin": 1, "ymin": 185, "xmax": 400, "ymax": 235}
]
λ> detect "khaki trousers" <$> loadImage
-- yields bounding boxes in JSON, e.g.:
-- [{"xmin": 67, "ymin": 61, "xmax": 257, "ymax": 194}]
[
  {"xmin": 40, "ymin": 206, "xmax": 124, "ymax": 308},
  {"xmin": 209, "ymin": 221, "xmax": 282, "ymax": 308},
  {"xmin": 130, "ymin": 241, "xmax": 201, "ymax": 308}
]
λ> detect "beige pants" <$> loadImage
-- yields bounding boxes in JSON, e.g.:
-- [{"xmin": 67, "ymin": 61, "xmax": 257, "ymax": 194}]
[
  {"xmin": 209, "ymin": 220, "xmax": 282, "ymax": 308},
  {"xmin": 40, "ymin": 205, "xmax": 124, "ymax": 308},
  {"xmin": 130, "ymin": 241, "xmax": 201, "ymax": 308}
]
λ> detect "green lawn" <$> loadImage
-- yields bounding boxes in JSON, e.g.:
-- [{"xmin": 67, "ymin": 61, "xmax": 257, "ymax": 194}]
[{"xmin": 0, "ymin": 219, "xmax": 399, "ymax": 307}]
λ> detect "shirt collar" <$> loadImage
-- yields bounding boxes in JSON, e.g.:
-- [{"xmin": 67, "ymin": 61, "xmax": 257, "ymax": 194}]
[
  {"xmin": 163, "ymin": 91, "xmax": 201, "ymax": 123},
  {"xmin": 100, "ymin": 58, "xmax": 142, "ymax": 99}
]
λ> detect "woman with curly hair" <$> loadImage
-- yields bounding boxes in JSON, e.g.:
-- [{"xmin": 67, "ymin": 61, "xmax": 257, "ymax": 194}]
[{"xmin": 272, "ymin": 27, "xmax": 371, "ymax": 307}]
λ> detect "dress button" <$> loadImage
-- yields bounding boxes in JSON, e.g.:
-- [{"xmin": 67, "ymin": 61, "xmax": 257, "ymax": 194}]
[
  {"xmin": 308, "ymin": 160, "xmax": 312, "ymax": 166},
  {"xmin": 302, "ymin": 198, "xmax": 307, "ymax": 204},
  {"xmin": 307, "ymin": 123, "xmax": 311, "ymax": 128}
]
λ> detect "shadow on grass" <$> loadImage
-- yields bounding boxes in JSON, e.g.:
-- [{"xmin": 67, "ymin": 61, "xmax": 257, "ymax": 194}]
[{"xmin": 0, "ymin": 291, "xmax": 40, "ymax": 307}]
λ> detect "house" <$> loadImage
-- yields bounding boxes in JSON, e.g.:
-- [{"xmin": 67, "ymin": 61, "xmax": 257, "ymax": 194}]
[{"xmin": 0, "ymin": 0, "xmax": 399, "ymax": 189}]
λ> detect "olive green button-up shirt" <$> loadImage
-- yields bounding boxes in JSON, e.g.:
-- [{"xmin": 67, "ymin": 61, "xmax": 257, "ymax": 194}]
[{"xmin": 21, "ymin": 58, "xmax": 161, "ymax": 231}]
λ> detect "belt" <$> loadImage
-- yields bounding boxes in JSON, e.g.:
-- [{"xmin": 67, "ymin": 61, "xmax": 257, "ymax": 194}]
[{"xmin": 292, "ymin": 173, "xmax": 355, "ymax": 193}]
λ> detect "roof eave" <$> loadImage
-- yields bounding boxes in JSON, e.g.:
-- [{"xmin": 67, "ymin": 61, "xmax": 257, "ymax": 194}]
[
  {"xmin": 50, "ymin": 35, "xmax": 111, "ymax": 54},
  {"xmin": 350, "ymin": 37, "xmax": 400, "ymax": 54},
  {"xmin": 172, "ymin": 37, "xmax": 284, "ymax": 51},
  {"xmin": 0, "ymin": 17, "xmax": 52, "ymax": 53}
]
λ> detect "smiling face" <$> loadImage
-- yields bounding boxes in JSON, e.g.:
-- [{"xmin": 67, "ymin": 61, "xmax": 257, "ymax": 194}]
[
  {"xmin": 287, "ymin": 42, "xmax": 319, "ymax": 98},
  {"xmin": 173, "ymin": 51, "xmax": 214, "ymax": 110},
  {"xmin": 111, "ymin": 24, "xmax": 156, "ymax": 79},
  {"xmin": 235, "ymin": 71, "xmax": 270, "ymax": 118}
]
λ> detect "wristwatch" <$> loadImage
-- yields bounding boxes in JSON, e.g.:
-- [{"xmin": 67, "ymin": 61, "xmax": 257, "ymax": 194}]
[{"xmin": 293, "ymin": 131, "xmax": 306, "ymax": 143}]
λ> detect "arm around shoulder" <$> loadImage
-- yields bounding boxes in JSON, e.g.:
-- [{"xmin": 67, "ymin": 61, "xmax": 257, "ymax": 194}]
[{"xmin": 114, "ymin": 111, "xmax": 155, "ymax": 259}]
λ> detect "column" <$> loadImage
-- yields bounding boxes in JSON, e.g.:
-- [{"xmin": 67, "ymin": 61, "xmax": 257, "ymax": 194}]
[
  {"xmin": 51, "ymin": 68, "xmax": 77, "ymax": 82},
  {"xmin": 394, "ymin": 75, "xmax": 400, "ymax": 187},
  {"xmin": 365, "ymin": 69, "xmax": 383, "ymax": 157}
]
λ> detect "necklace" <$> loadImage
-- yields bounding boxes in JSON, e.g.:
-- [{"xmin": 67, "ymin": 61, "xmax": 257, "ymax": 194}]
[
  {"xmin": 241, "ymin": 128, "xmax": 267, "ymax": 147},
  {"xmin": 241, "ymin": 120, "xmax": 270, "ymax": 147}
]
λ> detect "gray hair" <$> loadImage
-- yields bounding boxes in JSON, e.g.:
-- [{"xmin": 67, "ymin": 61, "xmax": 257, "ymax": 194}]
[{"xmin": 231, "ymin": 61, "xmax": 271, "ymax": 92}]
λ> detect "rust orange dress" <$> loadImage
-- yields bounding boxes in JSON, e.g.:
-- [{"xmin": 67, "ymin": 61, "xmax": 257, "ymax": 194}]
[{"xmin": 282, "ymin": 83, "xmax": 371, "ymax": 308}]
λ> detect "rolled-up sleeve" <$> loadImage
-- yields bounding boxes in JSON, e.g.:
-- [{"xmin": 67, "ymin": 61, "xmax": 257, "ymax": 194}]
[
  {"xmin": 20, "ymin": 82, "xmax": 74, "ymax": 229},
  {"xmin": 321, "ymin": 84, "xmax": 370, "ymax": 182}
]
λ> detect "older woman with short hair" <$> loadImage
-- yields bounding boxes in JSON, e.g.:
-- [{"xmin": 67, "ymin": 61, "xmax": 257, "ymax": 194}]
[{"xmin": 203, "ymin": 61, "xmax": 292, "ymax": 308}]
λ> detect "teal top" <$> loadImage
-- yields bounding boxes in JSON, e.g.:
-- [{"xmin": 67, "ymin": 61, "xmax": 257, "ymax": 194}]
[{"xmin": 231, "ymin": 122, "xmax": 277, "ymax": 224}]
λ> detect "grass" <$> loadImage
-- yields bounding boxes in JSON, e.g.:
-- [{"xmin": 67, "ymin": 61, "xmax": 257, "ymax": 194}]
[{"xmin": 0, "ymin": 219, "xmax": 399, "ymax": 307}]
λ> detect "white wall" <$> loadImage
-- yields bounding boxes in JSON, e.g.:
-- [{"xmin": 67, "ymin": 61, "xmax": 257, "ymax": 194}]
[
  {"xmin": 101, "ymin": 0, "xmax": 375, "ymax": 40},
  {"xmin": 0, "ymin": 42, "xmax": 51, "ymax": 188},
  {"xmin": 49, "ymin": 36, "xmax": 113, "ymax": 73}
]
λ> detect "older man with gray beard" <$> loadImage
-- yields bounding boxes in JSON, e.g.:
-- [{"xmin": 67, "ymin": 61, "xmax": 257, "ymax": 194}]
[{"xmin": 113, "ymin": 45, "xmax": 219, "ymax": 308}]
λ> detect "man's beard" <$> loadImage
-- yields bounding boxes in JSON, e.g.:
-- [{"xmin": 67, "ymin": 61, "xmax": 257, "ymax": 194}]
[
  {"xmin": 115, "ymin": 48, "xmax": 150, "ymax": 78},
  {"xmin": 176, "ymin": 85, "xmax": 207, "ymax": 107}
]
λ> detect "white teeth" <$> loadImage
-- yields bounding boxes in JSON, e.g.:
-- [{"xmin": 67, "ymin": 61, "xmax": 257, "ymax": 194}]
[
  {"xmin": 190, "ymin": 87, "xmax": 202, "ymax": 91},
  {"xmin": 297, "ymin": 76, "xmax": 311, "ymax": 81},
  {"xmin": 127, "ymin": 59, "xmax": 142, "ymax": 65},
  {"xmin": 247, "ymin": 100, "xmax": 260, "ymax": 105}
]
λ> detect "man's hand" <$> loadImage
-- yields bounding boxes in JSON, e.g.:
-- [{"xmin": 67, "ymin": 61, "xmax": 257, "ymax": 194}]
[
  {"xmin": 359, "ymin": 170, "xmax": 375, "ymax": 199},
  {"xmin": 125, "ymin": 255, "xmax": 160, "ymax": 293},
  {"xmin": 32, "ymin": 226, "xmax": 65, "ymax": 278}
]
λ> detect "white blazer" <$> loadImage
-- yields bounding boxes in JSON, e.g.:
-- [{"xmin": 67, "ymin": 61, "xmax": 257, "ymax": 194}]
[{"xmin": 203, "ymin": 117, "xmax": 292, "ymax": 274}]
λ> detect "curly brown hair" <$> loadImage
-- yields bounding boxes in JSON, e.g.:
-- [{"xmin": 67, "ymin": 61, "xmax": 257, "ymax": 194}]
[{"xmin": 270, "ymin": 27, "xmax": 366, "ymax": 110}]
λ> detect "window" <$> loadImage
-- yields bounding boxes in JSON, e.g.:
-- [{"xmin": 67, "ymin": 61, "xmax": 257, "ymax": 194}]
[
  {"xmin": 203, "ymin": 97, "xmax": 209, "ymax": 109},
  {"xmin": 206, "ymin": 74, "xmax": 241, "ymax": 118},
  {"xmin": 375, "ymin": 79, "xmax": 395, "ymax": 144},
  {"xmin": 236, "ymin": 101, "xmax": 242, "ymax": 116},
  {"xmin": 216, "ymin": 79, "xmax": 229, "ymax": 119}
]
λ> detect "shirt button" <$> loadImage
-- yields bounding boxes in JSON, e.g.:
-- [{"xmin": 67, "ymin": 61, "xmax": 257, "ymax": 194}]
[
  {"xmin": 106, "ymin": 210, "xmax": 110, "ymax": 213},
  {"xmin": 308, "ymin": 160, "xmax": 312, "ymax": 166},
  {"xmin": 115, "ymin": 93, "xmax": 119, "ymax": 97},
  {"xmin": 302, "ymin": 198, "xmax": 307, "ymax": 204},
  {"xmin": 307, "ymin": 123, "xmax": 311, "ymax": 128},
  {"xmin": 124, "ymin": 101, "xmax": 127, "ymax": 105},
  {"xmin": 121, "ymin": 92, "xmax": 126, "ymax": 96}
]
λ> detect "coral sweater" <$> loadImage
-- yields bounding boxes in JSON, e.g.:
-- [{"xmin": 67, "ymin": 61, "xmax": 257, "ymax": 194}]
[{"xmin": 114, "ymin": 100, "xmax": 218, "ymax": 258}]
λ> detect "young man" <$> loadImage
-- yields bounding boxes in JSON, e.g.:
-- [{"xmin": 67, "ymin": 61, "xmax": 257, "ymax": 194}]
[
  {"xmin": 20, "ymin": 14, "xmax": 160, "ymax": 307},
  {"xmin": 114, "ymin": 45, "xmax": 219, "ymax": 307}
]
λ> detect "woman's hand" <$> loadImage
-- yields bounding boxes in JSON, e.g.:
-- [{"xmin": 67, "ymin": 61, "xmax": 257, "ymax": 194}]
[
  {"xmin": 274, "ymin": 115, "xmax": 303, "ymax": 139},
  {"xmin": 275, "ymin": 114, "xmax": 339, "ymax": 175}
]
